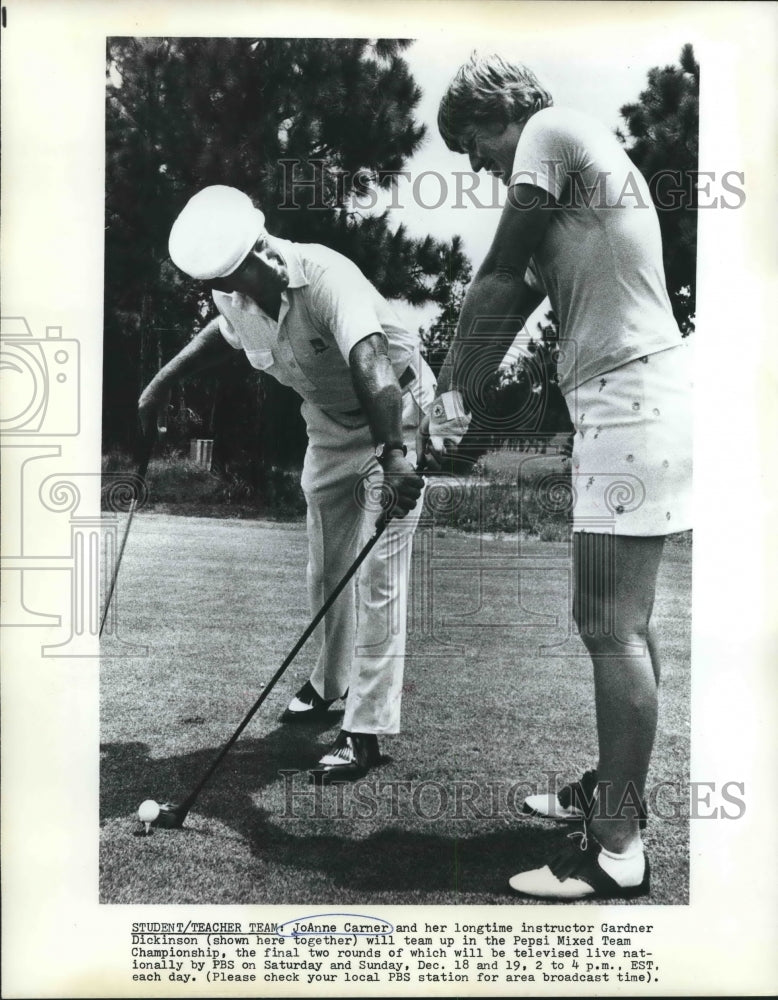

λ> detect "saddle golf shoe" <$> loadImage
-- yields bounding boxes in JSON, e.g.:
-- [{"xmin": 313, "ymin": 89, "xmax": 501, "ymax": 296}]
[
  {"xmin": 280, "ymin": 680, "xmax": 346, "ymax": 723},
  {"xmin": 523, "ymin": 769, "xmax": 648, "ymax": 829},
  {"xmin": 309, "ymin": 730, "xmax": 384, "ymax": 784},
  {"xmin": 509, "ymin": 829, "xmax": 650, "ymax": 901}
]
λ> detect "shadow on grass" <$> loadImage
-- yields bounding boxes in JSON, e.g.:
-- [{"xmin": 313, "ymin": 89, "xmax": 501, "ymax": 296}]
[
  {"xmin": 100, "ymin": 720, "xmax": 338, "ymax": 834},
  {"xmin": 101, "ymin": 730, "xmax": 662, "ymax": 903}
]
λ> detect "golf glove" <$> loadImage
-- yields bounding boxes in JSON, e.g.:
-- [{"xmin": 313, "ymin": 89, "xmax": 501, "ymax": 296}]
[{"xmin": 428, "ymin": 390, "xmax": 472, "ymax": 452}]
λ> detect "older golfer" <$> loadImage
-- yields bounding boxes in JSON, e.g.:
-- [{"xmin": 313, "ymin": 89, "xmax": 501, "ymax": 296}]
[
  {"xmin": 139, "ymin": 185, "xmax": 434, "ymax": 782},
  {"xmin": 425, "ymin": 54, "xmax": 692, "ymax": 899}
]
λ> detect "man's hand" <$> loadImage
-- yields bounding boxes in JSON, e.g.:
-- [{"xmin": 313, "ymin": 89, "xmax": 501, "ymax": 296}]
[
  {"xmin": 419, "ymin": 389, "xmax": 472, "ymax": 471},
  {"xmin": 379, "ymin": 450, "xmax": 424, "ymax": 520},
  {"xmin": 138, "ymin": 380, "xmax": 172, "ymax": 440}
]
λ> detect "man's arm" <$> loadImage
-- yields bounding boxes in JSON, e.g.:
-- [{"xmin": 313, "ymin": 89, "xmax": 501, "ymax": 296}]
[
  {"xmin": 138, "ymin": 316, "xmax": 236, "ymax": 436},
  {"xmin": 437, "ymin": 184, "xmax": 554, "ymax": 402},
  {"xmin": 349, "ymin": 333, "xmax": 423, "ymax": 519}
]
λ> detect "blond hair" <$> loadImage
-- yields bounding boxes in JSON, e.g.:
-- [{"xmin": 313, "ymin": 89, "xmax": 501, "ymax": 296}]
[{"xmin": 438, "ymin": 53, "xmax": 553, "ymax": 152}]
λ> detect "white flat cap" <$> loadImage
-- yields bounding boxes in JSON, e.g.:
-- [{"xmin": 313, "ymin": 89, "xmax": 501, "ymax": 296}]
[{"xmin": 168, "ymin": 185, "xmax": 267, "ymax": 280}]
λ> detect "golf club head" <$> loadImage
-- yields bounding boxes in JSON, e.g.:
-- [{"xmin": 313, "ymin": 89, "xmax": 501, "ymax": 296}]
[{"xmin": 153, "ymin": 801, "xmax": 189, "ymax": 829}]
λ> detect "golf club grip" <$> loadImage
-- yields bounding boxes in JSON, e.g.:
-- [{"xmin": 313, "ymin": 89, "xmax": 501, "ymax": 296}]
[
  {"xmin": 136, "ymin": 455, "xmax": 151, "ymax": 481},
  {"xmin": 136, "ymin": 432, "xmax": 156, "ymax": 482}
]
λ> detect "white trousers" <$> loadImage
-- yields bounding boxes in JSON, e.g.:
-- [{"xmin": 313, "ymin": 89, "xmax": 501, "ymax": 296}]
[{"xmin": 300, "ymin": 396, "xmax": 425, "ymax": 734}]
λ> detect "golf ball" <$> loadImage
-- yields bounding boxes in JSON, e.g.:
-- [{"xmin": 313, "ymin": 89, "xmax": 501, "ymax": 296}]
[{"xmin": 138, "ymin": 799, "xmax": 161, "ymax": 823}]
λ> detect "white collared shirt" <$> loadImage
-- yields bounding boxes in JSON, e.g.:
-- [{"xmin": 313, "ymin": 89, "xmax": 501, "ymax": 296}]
[{"xmin": 213, "ymin": 239, "xmax": 427, "ymax": 415}]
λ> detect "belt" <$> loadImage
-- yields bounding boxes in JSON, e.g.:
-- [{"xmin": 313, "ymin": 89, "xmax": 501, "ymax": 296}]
[{"xmin": 340, "ymin": 363, "xmax": 416, "ymax": 417}]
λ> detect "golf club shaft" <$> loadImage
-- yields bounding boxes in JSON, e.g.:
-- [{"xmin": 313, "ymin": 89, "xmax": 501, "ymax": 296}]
[
  {"xmin": 177, "ymin": 507, "xmax": 394, "ymax": 814},
  {"xmin": 99, "ymin": 499, "xmax": 138, "ymax": 637},
  {"xmin": 99, "ymin": 434, "xmax": 155, "ymax": 638}
]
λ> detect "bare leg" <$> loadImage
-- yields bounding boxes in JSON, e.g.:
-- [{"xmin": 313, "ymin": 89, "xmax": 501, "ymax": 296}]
[
  {"xmin": 648, "ymin": 622, "xmax": 661, "ymax": 685},
  {"xmin": 573, "ymin": 532, "xmax": 665, "ymax": 853}
]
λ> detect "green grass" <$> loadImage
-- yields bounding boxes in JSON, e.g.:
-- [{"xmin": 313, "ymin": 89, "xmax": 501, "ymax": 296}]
[{"xmin": 100, "ymin": 514, "xmax": 691, "ymax": 905}]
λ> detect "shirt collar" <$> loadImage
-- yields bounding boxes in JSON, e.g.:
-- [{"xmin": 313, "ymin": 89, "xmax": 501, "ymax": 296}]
[{"xmin": 270, "ymin": 237, "xmax": 308, "ymax": 290}]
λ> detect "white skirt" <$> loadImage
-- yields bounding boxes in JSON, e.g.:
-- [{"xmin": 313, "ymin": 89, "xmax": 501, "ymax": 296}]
[{"xmin": 564, "ymin": 341, "xmax": 693, "ymax": 536}]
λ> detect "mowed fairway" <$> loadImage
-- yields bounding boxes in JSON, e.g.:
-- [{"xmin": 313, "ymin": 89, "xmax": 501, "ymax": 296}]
[{"xmin": 100, "ymin": 513, "xmax": 691, "ymax": 905}]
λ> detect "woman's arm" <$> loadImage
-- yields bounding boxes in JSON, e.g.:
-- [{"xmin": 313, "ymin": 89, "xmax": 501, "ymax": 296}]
[{"xmin": 438, "ymin": 184, "xmax": 555, "ymax": 403}]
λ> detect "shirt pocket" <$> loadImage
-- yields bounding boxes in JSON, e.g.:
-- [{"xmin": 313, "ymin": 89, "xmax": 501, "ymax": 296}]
[{"xmin": 244, "ymin": 348, "xmax": 276, "ymax": 372}]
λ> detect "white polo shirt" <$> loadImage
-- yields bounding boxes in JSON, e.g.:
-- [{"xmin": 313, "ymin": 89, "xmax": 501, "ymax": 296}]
[
  {"xmin": 512, "ymin": 107, "xmax": 683, "ymax": 393},
  {"xmin": 213, "ymin": 238, "xmax": 432, "ymax": 419}
]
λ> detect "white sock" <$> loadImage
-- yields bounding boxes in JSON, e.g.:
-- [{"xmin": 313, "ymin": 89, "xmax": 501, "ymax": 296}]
[{"xmin": 597, "ymin": 840, "xmax": 645, "ymax": 887}]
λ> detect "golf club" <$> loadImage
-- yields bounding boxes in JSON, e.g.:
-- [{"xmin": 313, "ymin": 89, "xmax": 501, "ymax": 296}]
[
  {"xmin": 152, "ymin": 473, "xmax": 423, "ymax": 829},
  {"xmin": 99, "ymin": 429, "xmax": 155, "ymax": 638}
]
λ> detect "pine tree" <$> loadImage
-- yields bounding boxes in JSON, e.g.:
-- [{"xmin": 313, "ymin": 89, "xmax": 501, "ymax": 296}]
[
  {"xmin": 617, "ymin": 43, "xmax": 699, "ymax": 333},
  {"xmin": 419, "ymin": 235, "xmax": 473, "ymax": 376}
]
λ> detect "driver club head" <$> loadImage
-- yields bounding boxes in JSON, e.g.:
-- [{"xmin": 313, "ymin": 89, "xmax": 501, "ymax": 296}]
[{"xmin": 152, "ymin": 801, "xmax": 189, "ymax": 829}]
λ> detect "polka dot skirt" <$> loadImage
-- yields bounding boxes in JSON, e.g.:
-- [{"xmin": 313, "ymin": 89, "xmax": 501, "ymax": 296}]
[{"xmin": 564, "ymin": 342, "xmax": 693, "ymax": 535}]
